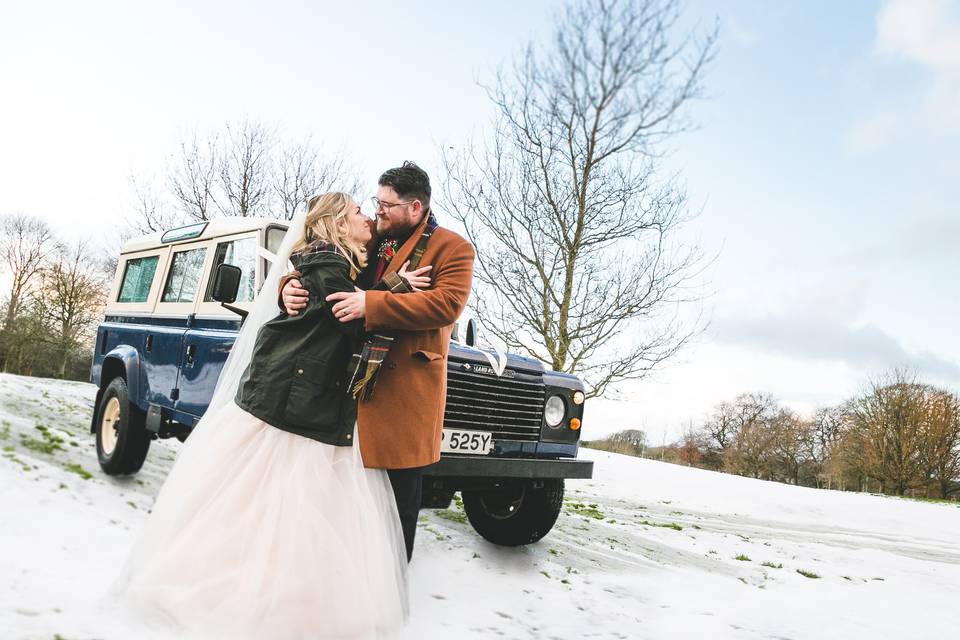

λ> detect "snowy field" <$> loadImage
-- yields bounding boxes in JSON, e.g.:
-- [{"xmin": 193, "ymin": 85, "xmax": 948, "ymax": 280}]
[{"xmin": 1, "ymin": 371, "xmax": 959, "ymax": 639}]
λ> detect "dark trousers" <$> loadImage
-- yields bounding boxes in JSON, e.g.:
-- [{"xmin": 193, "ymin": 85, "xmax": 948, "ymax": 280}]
[{"xmin": 387, "ymin": 466, "xmax": 424, "ymax": 562}]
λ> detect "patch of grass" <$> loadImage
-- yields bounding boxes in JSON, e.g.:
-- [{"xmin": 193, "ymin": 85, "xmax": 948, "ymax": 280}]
[
  {"xmin": 548, "ymin": 548, "xmax": 558, "ymax": 556},
  {"xmin": 560, "ymin": 578, "xmax": 571, "ymax": 585},
  {"xmin": 796, "ymin": 569, "xmax": 820, "ymax": 579},
  {"xmin": 842, "ymin": 576, "xmax": 853, "ymax": 581},
  {"xmin": 540, "ymin": 570, "xmax": 551, "ymax": 579},
  {"xmin": 471, "ymin": 552, "xmax": 480, "ymax": 559},
  {"xmin": 738, "ymin": 577, "xmax": 748, "ymax": 584},
  {"xmin": 2, "ymin": 445, "xmax": 14, "ymax": 453},
  {"xmin": 21, "ymin": 428, "xmax": 66, "ymax": 455},
  {"xmin": 692, "ymin": 524, "xmax": 702, "ymax": 530},
  {"xmin": 761, "ymin": 562, "xmax": 783, "ymax": 569},
  {"xmin": 64, "ymin": 463, "xmax": 93, "ymax": 480},
  {"xmin": 566, "ymin": 502, "xmax": 605, "ymax": 520},
  {"xmin": 434, "ymin": 509, "xmax": 467, "ymax": 525},
  {"xmin": 126, "ymin": 501, "xmax": 137, "ymax": 509},
  {"xmin": 3, "ymin": 452, "xmax": 32, "ymax": 472},
  {"xmin": 734, "ymin": 554, "xmax": 751, "ymax": 562},
  {"xmin": 422, "ymin": 525, "xmax": 446, "ymax": 541},
  {"xmin": 453, "ymin": 493, "xmax": 464, "ymax": 510},
  {"xmin": 0, "ymin": 422, "xmax": 10, "ymax": 440},
  {"xmin": 639, "ymin": 519, "xmax": 683, "ymax": 531}
]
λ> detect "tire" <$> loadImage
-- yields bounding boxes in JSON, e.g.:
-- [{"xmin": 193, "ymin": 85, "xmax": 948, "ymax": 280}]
[
  {"xmin": 95, "ymin": 377, "xmax": 151, "ymax": 476},
  {"xmin": 462, "ymin": 479, "xmax": 564, "ymax": 547}
]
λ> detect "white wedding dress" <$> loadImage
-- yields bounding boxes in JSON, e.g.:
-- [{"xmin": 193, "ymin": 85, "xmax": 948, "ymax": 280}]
[{"xmin": 111, "ymin": 211, "xmax": 408, "ymax": 639}]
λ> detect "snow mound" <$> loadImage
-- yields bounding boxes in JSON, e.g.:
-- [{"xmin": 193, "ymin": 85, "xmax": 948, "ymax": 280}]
[{"xmin": 1, "ymin": 372, "xmax": 958, "ymax": 639}]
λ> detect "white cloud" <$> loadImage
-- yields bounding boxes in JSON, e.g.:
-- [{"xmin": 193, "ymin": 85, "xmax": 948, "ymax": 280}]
[
  {"xmin": 711, "ymin": 314, "xmax": 960, "ymax": 383},
  {"xmin": 852, "ymin": 0, "xmax": 960, "ymax": 148},
  {"xmin": 875, "ymin": 0, "xmax": 960, "ymax": 69}
]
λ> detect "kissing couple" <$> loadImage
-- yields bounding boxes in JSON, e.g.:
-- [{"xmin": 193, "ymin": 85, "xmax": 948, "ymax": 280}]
[{"xmin": 113, "ymin": 162, "xmax": 475, "ymax": 639}]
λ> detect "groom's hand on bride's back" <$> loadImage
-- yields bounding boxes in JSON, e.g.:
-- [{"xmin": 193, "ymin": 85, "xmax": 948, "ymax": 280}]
[{"xmin": 280, "ymin": 274, "xmax": 310, "ymax": 316}]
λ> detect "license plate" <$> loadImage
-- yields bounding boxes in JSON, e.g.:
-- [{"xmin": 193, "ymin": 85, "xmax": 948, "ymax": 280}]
[{"xmin": 440, "ymin": 429, "xmax": 493, "ymax": 455}]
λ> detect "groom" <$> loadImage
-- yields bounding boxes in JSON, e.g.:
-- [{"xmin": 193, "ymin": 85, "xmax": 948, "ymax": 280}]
[{"xmin": 280, "ymin": 162, "xmax": 475, "ymax": 561}]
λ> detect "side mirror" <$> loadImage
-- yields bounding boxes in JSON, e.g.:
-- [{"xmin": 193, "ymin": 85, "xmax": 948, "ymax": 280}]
[
  {"xmin": 465, "ymin": 318, "xmax": 476, "ymax": 347},
  {"xmin": 212, "ymin": 264, "xmax": 242, "ymax": 303},
  {"xmin": 212, "ymin": 264, "xmax": 248, "ymax": 321}
]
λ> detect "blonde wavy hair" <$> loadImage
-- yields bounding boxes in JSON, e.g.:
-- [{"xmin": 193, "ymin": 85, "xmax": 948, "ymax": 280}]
[{"xmin": 291, "ymin": 192, "xmax": 367, "ymax": 275}]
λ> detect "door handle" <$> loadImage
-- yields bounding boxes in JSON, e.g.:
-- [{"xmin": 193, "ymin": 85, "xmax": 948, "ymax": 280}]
[
  {"xmin": 145, "ymin": 335, "xmax": 153, "ymax": 352},
  {"xmin": 185, "ymin": 344, "xmax": 197, "ymax": 364}
]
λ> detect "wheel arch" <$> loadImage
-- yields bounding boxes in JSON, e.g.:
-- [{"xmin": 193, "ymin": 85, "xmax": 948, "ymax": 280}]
[{"xmin": 90, "ymin": 346, "xmax": 143, "ymax": 433}]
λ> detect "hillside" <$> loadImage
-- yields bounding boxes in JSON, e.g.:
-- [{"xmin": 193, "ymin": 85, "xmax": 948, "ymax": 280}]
[{"xmin": 1, "ymin": 372, "xmax": 958, "ymax": 639}]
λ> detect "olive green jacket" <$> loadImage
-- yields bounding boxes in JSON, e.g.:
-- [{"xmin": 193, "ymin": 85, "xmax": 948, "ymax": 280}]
[{"xmin": 235, "ymin": 246, "xmax": 409, "ymax": 446}]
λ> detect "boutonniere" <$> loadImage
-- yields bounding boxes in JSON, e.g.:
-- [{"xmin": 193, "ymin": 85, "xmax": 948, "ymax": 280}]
[{"xmin": 377, "ymin": 239, "xmax": 399, "ymax": 262}]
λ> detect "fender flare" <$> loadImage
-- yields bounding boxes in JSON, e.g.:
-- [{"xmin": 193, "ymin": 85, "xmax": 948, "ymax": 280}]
[{"xmin": 90, "ymin": 345, "xmax": 143, "ymax": 432}]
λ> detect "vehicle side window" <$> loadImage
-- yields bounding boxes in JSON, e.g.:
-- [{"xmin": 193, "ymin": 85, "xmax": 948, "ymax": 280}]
[
  {"xmin": 117, "ymin": 256, "xmax": 159, "ymax": 303},
  {"xmin": 205, "ymin": 237, "xmax": 257, "ymax": 303},
  {"xmin": 161, "ymin": 247, "xmax": 207, "ymax": 303},
  {"xmin": 266, "ymin": 227, "xmax": 287, "ymax": 255}
]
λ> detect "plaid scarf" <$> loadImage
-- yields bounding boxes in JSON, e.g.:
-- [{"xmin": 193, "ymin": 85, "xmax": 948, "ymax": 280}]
[{"xmin": 348, "ymin": 211, "xmax": 439, "ymax": 400}]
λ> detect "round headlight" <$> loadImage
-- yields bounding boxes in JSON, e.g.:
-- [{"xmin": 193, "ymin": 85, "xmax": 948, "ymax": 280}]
[
  {"xmin": 544, "ymin": 395, "xmax": 566, "ymax": 428},
  {"xmin": 572, "ymin": 391, "xmax": 585, "ymax": 405}
]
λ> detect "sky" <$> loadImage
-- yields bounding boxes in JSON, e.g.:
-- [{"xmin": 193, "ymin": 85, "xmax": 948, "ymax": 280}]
[{"xmin": 1, "ymin": 0, "xmax": 958, "ymax": 441}]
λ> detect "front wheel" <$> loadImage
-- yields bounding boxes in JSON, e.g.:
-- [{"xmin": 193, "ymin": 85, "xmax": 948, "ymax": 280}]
[
  {"xmin": 462, "ymin": 479, "xmax": 564, "ymax": 547},
  {"xmin": 95, "ymin": 377, "xmax": 151, "ymax": 475}
]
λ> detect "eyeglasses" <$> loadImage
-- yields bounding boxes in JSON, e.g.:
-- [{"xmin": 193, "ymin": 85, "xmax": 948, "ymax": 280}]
[{"xmin": 371, "ymin": 197, "xmax": 413, "ymax": 212}]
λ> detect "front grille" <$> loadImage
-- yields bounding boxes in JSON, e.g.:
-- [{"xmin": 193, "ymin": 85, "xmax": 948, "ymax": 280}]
[{"xmin": 444, "ymin": 362, "xmax": 545, "ymax": 441}]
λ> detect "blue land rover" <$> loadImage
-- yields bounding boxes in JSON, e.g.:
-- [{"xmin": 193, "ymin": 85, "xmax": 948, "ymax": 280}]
[{"xmin": 90, "ymin": 219, "xmax": 593, "ymax": 546}]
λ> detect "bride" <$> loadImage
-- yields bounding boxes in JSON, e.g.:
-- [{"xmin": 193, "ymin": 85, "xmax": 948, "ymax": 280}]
[{"xmin": 113, "ymin": 192, "xmax": 429, "ymax": 639}]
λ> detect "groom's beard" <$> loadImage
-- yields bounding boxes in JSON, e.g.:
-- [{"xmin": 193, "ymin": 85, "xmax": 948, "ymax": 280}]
[{"xmin": 375, "ymin": 219, "xmax": 417, "ymax": 241}]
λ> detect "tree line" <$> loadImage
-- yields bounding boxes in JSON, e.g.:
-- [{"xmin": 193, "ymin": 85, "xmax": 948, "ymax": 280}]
[
  {"xmin": 0, "ymin": 215, "xmax": 107, "ymax": 380},
  {"xmin": 584, "ymin": 370, "xmax": 960, "ymax": 500}
]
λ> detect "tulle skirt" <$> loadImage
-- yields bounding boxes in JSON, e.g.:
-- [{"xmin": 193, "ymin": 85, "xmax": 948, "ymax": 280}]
[{"xmin": 113, "ymin": 401, "xmax": 409, "ymax": 640}]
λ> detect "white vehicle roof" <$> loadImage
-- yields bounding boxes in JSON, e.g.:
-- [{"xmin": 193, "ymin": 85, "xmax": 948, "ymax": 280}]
[{"xmin": 121, "ymin": 217, "xmax": 289, "ymax": 254}]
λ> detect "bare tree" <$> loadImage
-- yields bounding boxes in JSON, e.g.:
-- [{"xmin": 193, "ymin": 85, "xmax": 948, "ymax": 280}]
[
  {"xmin": 0, "ymin": 214, "xmax": 55, "ymax": 332},
  {"xmin": 127, "ymin": 120, "xmax": 363, "ymax": 235},
  {"xmin": 169, "ymin": 133, "xmax": 220, "ymax": 222},
  {"xmin": 918, "ymin": 387, "xmax": 960, "ymax": 499},
  {"xmin": 33, "ymin": 239, "xmax": 107, "ymax": 377},
  {"xmin": 218, "ymin": 120, "xmax": 276, "ymax": 217},
  {"xmin": 677, "ymin": 424, "xmax": 706, "ymax": 467},
  {"xmin": 273, "ymin": 140, "xmax": 363, "ymax": 220},
  {"xmin": 126, "ymin": 174, "xmax": 184, "ymax": 236},
  {"xmin": 808, "ymin": 404, "xmax": 849, "ymax": 488},
  {"xmin": 701, "ymin": 392, "xmax": 777, "ymax": 469},
  {"xmin": 769, "ymin": 409, "xmax": 810, "ymax": 485},
  {"xmin": 848, "ymin": 370, "xmax": 927, "ymax": 495},
  {"xmin": 441, "ymin": 0, "xmax": 716, "ymax": 397}
]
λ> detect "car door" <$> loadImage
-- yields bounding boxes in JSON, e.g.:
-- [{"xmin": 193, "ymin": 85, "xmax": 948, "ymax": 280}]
[
  {"xmin": 148, "ymin": 243, "xmax": 210, "ymax": 411},
  {"xmin": 175, "ymin": 233, "xmax": 259, "ymax": 417}
]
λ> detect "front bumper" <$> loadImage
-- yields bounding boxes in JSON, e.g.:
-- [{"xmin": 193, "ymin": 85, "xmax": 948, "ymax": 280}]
[{"xmin": 424, "ymin": 455, "xmax": 594, "ymax": 479}]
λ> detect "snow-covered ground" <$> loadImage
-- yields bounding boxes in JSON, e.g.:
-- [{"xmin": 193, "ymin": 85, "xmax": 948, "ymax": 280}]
[{"xmin": 2, "ymin": 372, "xmax": 959, "ymax": 639}]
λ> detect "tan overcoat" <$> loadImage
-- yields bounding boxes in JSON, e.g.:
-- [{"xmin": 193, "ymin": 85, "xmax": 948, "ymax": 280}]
[
  {"xmin": 359, "ymin": 218, "xmax": 474, "ymax": 468},
  {"xmin": 281, "ymin": 217, "xmax": 475, "ymax": 469}
]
